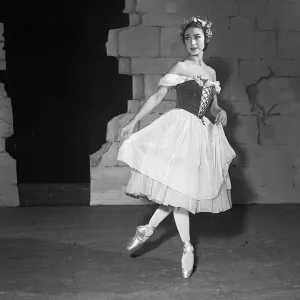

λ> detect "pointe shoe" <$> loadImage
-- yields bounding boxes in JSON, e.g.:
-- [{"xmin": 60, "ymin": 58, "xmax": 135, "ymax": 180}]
[
  {"xmin": 127, "ymin": 225, "xmax": 154, "ymax": 253},
  {"xmin": 181, "ymin": 241, "xmax": 194, "ymax": 279}
]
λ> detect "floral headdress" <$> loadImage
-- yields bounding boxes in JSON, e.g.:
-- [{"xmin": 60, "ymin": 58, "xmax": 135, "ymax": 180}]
[{"xmin": 179, "ymin": 16, "xmax": 213, "ymax": 42}]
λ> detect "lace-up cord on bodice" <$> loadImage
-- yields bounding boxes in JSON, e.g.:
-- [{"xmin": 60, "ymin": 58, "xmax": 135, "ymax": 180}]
[
  {"xmin": 197, "ymin": 84, "xmax": 213, "ymax": 125},
  {"xmin": 158, "ymin": 74, "xmax": 220, "ymax": 125}
]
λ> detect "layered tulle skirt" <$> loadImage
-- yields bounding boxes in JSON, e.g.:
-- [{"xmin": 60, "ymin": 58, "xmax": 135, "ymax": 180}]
[{"xmin": 117, "ymin": 109, "xmax": 236, "ymax": 214}]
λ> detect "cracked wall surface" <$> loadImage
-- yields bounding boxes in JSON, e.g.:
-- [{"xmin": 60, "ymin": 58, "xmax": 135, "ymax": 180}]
[
  {"xmin": 90, "ymin": 0, "xmax": 300, "ymax": 205},
  {"xmin": 0, "ymin": 23, "xmax": 19, "ymax": 206}
]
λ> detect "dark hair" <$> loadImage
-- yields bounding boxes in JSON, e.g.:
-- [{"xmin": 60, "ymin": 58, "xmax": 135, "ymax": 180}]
[{"xmin": 181, "ymin": 22, "xmax": 209, "ymax": 52}]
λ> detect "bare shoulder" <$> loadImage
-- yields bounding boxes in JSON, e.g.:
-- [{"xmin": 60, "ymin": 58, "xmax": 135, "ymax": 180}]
[
  {"xmin": 206, "ymin": 65, "xmax": 216, "ymax": 80},
  {"xmin": 168, "ymin": 61, "xmax": 186, "ymax": 75}
]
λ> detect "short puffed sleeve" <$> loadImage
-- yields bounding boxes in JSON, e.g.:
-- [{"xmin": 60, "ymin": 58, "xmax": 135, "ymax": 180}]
[{"xmin": 158, "ymin": 74, "xmax": 189, "ymax": 89}]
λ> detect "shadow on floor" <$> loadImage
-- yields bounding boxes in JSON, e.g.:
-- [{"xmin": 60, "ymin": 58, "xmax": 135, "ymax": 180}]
[{"xmin": 132, "ymin": 204, "xmax": 251, "ymax": 257}]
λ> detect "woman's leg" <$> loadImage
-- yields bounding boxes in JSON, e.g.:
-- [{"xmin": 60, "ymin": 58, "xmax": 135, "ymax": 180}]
[
  {"xmin": 173, "ymin": 207, "xmax": 194, "ymax": 279},
  {"xmin": 148, "ymin": 205, "xmax": 173, "ymax": 229},
  {"xmin": 127, "ymin": 205, "xmax": 172, "ymax": 252},
  {"xmin": 173, "ymin": 207, "xmax": 190, "ymax": 242}
]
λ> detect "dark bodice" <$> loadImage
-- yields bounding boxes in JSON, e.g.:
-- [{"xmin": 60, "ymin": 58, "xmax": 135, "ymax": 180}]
[
  {"xmin": 158, "ymin": 74, "xmax": 219, "ymax": 121},
  {"xmin": 176, "ymin": 80, "xmax": 202, "ymax": 116},
  {"xmin": 175, "ymin": 81, "xmax": 202, "ymax": 116},
  {"xmin": 175, "ymin": 80, "xmax": 213, "ymax": 118}
]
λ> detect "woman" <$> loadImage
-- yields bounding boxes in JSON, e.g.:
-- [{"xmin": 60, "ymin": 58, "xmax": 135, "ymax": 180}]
[{"xmin": 117, "ymin": 16, "xmax": 236, "ymax": 279}]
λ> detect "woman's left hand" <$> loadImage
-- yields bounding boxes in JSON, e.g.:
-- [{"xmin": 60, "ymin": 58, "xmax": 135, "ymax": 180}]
[{"xmin": 215, "ymin": 110, "xmax": 227, "ymax": 126}]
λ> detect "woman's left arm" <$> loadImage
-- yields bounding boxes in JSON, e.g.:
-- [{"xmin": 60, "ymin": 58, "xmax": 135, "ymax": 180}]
[
  {"xmin": 210, "ymin": 94, "xmax": 222, "ymax": 118},
  {"xmin": 209, "ymin": 69, "xmax": 227, "ymax": 126}
]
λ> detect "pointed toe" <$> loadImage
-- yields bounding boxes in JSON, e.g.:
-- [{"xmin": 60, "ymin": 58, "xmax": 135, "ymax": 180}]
[
  {"xmin": 182, "ymin": 268, "xmax": 193, "ymax": 279},
  {"xmin": 127, "ymin": 225, "xmax": 154, "ymax": 253},
  {"xmin": 181, "ymin": 241, "xmax": 194, "ymax": 279}
]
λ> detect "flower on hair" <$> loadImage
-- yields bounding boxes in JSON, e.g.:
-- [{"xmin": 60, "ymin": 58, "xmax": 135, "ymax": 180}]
[{"xmin": 180, "ymin": 16, "xmax": 213, "ymax": 41}]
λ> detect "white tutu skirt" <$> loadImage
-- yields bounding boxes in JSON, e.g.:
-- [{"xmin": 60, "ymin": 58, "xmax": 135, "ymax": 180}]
[{"xmin": 117, "ymin": 109, "xmax": 236, "ymax": 214}]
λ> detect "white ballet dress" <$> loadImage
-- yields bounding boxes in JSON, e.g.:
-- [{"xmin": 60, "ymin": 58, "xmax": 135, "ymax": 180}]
[{"xmin": 117, "ymin": 74, "xmax": 236, "ymax": 214}]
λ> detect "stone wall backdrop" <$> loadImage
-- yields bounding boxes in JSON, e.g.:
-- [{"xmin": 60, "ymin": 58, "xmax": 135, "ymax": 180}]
[
  {"xmin": 90, "ymin": 0, "xmax": 300, "ymax": 206},
  {"xmin": 0, "ymin": 23, "xmax": 18, "ymax": 206}
]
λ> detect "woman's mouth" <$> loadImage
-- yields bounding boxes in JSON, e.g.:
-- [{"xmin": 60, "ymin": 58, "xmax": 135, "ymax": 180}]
[{"xmin": 190, "ymin": 47, "xmax": 198, "ymax": 51}]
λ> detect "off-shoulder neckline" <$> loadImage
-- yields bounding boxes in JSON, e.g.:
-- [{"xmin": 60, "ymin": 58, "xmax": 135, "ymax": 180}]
[
  {"xmin": 158, "ymin": 73, "xmax": 222, "ymax": 94},
  {"xmin": 165, "ymin": 74, "xmax": 200, "ymax": 81}
]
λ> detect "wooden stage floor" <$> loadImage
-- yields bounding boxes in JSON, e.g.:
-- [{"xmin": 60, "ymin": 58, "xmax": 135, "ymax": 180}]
[{"xmin": 0, "ymin": 204, "xmax": 299, "ymax": 299}]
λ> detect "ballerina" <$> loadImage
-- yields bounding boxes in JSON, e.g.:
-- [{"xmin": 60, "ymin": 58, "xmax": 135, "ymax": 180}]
[{"xmin": 118, "ymin": 16, "xmax": 236, "ymax": 279}]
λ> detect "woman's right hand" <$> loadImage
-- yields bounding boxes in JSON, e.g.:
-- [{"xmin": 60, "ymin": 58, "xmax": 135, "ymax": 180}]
[{"xmin": 120, "ymin": 121, "xmax": 135, "ymax": 140}]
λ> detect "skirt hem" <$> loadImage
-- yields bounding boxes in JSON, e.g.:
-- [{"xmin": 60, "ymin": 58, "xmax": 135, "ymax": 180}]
[
  {"xmin": 124, "ymin": 167, "xmax": 233, "ymax": 214},
  {"xmin": 125, "ymin": 191, "xmax": 232, "ymax": 214}
]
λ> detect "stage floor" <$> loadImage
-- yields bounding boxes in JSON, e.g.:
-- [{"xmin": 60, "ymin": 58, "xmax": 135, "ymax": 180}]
[{"xmin": 0, "ymin": 204, "xmax": 299, "ymax": 300}]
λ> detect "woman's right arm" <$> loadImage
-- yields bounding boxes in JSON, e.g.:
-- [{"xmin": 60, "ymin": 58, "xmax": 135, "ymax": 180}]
[
  {"xmin": 120, "ymin": 62, "xmax": 183, "ymax": 139},
  {"xmin": 129, "ymin": 62, "xmax": 183, "ymax": 126},
  {"xmin": 130, "ymin": 85, "xmax": 169, "ymax": 126}
]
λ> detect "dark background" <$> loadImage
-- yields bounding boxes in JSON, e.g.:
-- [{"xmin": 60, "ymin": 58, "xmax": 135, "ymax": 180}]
[{"xmin": 0, "ymin": 0, "xmax": 131, "ymax": 183}]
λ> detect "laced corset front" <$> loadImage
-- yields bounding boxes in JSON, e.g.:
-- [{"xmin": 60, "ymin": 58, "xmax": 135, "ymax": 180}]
[
  {"xmin": 158, "ymin": 74, "xmax": 220, "ymax": 125},
  {"xmin": 175, "ymin": 81, "xmax": 213, "ymax": 123}
]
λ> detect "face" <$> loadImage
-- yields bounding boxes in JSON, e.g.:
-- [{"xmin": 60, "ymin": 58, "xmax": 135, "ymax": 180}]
[{"xmin": 183, "ymin": 26, "xmax": 206, "ymax": 55}]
